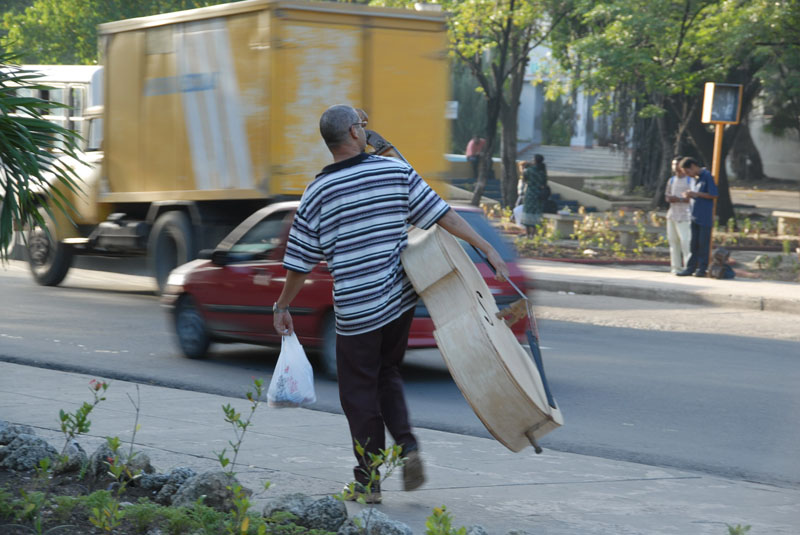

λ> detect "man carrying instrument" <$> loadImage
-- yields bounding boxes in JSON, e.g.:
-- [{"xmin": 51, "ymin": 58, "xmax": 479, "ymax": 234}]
[{"xmin": 273, "ymin": 104, "xmax": 509, "ymax": 504}]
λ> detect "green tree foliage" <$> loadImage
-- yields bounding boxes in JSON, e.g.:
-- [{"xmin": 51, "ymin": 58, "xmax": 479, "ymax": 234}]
[
  {"xmin": 448, "ymin": 0, "xmax": 566, "ymax": 207},
  {"xmin": 548, "ymin": 0, "xmax": 796, "ymax": 225},
  {"xmin": 0, "ymin": 0, "xmax": 32, "ymax": 51},
  {"xmin": 0, "ymin": 55, "xmax": 82, "ymax": 261},
  {"xmin": 755, "ymin": 1, "xmax": 800, "ymax": 137},
  {"xmin": 374, "ymin": 0, "xmax": 565, "ymax": 207},
  {"xmin": 1, "ymin": 0, "xmax": 229, "ymax": 65}
]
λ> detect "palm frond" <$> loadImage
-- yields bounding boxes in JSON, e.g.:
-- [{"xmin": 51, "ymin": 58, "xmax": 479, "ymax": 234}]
[{"xmin": 0, "ymin": 52, "xmax": 84, "ymax": 261}]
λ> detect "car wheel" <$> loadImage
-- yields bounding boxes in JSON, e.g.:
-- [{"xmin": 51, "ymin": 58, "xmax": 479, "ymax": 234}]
[
  {"xmin": 26, "ymin": 208, "xmax": 73, "ymax": 286},
  {"xmin": 148, "ymin": 211, "xmax": 195, "ymax": 294},
  {"xmin": 319, "ymin": 313, "xmax": 338, "ymax": 381},
  {"xmin": 175, "ymin": 295, "xmax": 211, "ymax": 359}
]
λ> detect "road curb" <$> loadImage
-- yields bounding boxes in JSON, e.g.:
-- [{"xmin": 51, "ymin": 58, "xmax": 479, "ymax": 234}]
[{"xmin": 532, "ymin": 277, "xmax": 800, "ymax": 314}]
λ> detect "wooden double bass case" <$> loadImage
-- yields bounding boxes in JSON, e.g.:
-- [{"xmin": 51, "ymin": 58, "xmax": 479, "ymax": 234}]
[{"xmin": 401, "ymin": 225, "xmax": 563, "ymax": 452}]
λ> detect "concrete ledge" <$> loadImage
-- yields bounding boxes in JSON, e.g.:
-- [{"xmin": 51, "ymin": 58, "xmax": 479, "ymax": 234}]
[
  {"xmin": 773, "ymin": 210, "xmax": 800, "ymax": 236},
  {"xmin": 531, "ymin": 277, "xmax": 800, "ymax": 314},
  {"xmin": 542, "ymin": 212, "xmax": 583, "ymax": 236}
]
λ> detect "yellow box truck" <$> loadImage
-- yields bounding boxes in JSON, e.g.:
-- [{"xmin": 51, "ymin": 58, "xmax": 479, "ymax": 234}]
[{"xmin": 28, "ymin": 0, "xmax": 449, "ymax": 290}]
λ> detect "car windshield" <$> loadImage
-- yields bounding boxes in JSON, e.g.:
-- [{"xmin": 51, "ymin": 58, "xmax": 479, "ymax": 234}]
[
  {"xmin": 455, "ymin": 209, "xmax": 517, "ymax": 263},
  {"xmin": 228, "ymin": 210, "xmax": 292, "ymax": 255}
]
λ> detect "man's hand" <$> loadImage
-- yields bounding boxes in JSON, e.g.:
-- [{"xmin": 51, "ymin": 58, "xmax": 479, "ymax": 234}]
[
  {"xmin": 364, "ymin": 129, "xmax": 393, "ymax": 154},
  {"xmin": 273, "ymin": 270, "xmax": 310, "ymax": 336},
  {"xmin": 273, "ymin": 309, "xmax": 294, "ymax": 336}
]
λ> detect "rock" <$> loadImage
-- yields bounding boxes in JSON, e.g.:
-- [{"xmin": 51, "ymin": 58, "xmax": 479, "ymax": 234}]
[
  {"xmin": 262, "ymin": 493, "xmax": 347, "ymax": 531},
  {"xmin": 0, "ymin": 434, "xmax": 58, "ymax": 471},
  {"xmin": 0, "ymin": 422, "xmax": 36, "ymax": 446},
  {"xmin": 88, "ymin": 442, "xmax": 155, "ymax": 480},
  {"xmin": 140, "ymin": 473, "xmax": 170, "ymax": 491},
  {"xmin": 154, "ymin": 467, "xmax": 197, "ymax": 505},
  {"xmin": 300, "ymin": 496, "xmax": 348, "ymax": 531},
  {"xmin": 467, "ymin": 526, "xmax": 489, "ymax": 535},
  {"xmin": 53, "ymin": 440, "xmax": 88, "ymax": 474},
  {"xmin": 338, "ymin": 508, "xmax": 412, "ymax": 535},
  {"xmin": 262, "ymin": 492, "xmax": 313, "ymax": 520},
  {"xmin": 127, "ymin": 451, "xmax": 156, "ymax": 477},
  {"xmin": 88, "ymin": 443, "xmax": 116, "ymax": 479},
  {"xmin": 506, "ymin": 531, "xmax": 532, "ymax": 535},
  {"xmin": 171, "ymin": 471, "xmax": 251, "ymax": 512}
]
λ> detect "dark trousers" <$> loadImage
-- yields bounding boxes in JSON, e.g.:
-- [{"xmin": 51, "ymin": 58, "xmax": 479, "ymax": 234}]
[
  {"xmin": 336, "ymin": 307, "xmax": 417, "ymax": 484},
  {"xmin": 686, "ymin": 221, "xmax": 712, "ymax": 274}
]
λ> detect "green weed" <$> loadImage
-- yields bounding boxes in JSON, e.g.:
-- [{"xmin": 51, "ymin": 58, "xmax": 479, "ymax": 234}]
[{"xmin": 425, "ymin": 505, "xmax": 467, "ymax": 535}]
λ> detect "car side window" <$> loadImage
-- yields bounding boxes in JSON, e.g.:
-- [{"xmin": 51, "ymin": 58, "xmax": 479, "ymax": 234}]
[{"xmin": 229, "ymin": 210, "xmax": 293, "ymax": 256}]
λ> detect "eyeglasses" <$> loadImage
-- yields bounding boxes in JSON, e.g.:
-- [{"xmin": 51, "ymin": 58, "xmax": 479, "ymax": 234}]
[{"xmin": 351, "ymin": 121, "xmax": 367, "ymax": 129}]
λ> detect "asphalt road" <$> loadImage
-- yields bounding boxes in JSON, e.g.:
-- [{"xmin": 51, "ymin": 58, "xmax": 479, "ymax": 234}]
[{"xmin": 1, "ymin": 260, "xmax": 798, "ymax": 489}]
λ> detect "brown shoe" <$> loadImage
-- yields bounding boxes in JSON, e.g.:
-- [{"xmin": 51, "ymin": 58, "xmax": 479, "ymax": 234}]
[
  {"xmin": 402, "ymin": 450, "xmax": 426, "ymax": 491},
  {"xmin": 342, "ymin": 482, "xmax": 382, "ymax": 504}
]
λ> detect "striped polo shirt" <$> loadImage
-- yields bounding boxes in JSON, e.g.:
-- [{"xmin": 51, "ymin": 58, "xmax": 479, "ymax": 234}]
[{"xmin": 283, "ymin": 152, "xmax": 450, "ymax": 336}]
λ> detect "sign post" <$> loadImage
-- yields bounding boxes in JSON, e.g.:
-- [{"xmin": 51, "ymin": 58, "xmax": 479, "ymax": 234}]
[{"xmin": 700, "ymin": 82, "xmax": 742, "ymax": 270}]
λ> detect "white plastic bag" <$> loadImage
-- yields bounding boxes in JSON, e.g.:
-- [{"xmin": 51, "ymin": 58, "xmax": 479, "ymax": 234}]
[
  {"xmin": 267, "ymin": 332, "xmax": 316, "ymax": 408},
  {"xmin": 513, "ymin": 204, "xmax": 525, "ymax": 225}
]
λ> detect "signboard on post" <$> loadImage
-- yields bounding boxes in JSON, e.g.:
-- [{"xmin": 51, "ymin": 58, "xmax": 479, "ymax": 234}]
[
  {"xmin": 700, "ymin": 82, "xmax": 742, "ymax": 275},
  {"xmin": 702, "ymin": 83, "xmax": 743, "ymax": 125}
]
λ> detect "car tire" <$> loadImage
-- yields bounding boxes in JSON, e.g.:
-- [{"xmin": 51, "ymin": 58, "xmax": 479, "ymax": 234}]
[
  {"xmin": 174, "ymin": 295, "xmax": 211, "ymax": 359},
  {"xmin": 319, "ymin": 313, "xmax": 338, "ymax": 381},
  {"xmin": 148, "ymin": 211, "xmax": 195, "ymax": 294},
  {"xmin": 26, "ymin": 208, "xmax": 73, "ymax": 286}
]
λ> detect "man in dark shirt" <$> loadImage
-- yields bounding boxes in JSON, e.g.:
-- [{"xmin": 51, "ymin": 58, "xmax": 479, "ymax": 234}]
[{"xmin": 676, "ymin": 157, "xmax": 719, "ymax": 277}]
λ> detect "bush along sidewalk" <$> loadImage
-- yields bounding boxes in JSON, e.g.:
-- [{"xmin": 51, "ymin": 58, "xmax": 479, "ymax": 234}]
[{"xmin": 0, "ymin": 378, "xmax": 484, "ymax": 535}]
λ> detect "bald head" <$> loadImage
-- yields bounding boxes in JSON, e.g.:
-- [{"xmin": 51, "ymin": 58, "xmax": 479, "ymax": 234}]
[{"xmin": 320, "ymin": 105, "xmax": 360, "ymax": 148}]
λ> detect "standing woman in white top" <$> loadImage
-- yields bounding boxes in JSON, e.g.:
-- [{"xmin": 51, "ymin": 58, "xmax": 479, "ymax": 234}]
[{"xmin": 664, "ymin": 156, "xmax": 692, "ymax": 274}]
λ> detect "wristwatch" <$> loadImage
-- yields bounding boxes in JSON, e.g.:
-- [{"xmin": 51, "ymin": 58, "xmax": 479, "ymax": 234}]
[{"xmin": 273, "ymin": 303, "xmax": 290, "ymax": 314}]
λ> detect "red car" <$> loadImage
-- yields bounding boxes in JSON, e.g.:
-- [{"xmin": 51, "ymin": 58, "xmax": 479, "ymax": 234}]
[{"xmin": 162, "ymin": 201, "xmax": 529, "ymax": 378}]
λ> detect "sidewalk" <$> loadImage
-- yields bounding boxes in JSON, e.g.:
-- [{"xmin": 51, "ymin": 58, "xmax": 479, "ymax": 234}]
[
  {"xmin": 521, "ymin": 259, "xmax": 800, "ymax": 314},
  {"xmin": 1, "ymin": 361, "xmax": 798, "ymax": 535}
]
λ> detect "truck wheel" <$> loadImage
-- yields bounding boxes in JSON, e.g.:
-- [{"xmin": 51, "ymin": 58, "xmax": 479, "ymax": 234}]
[
  {"xmin": 26, "ymin": 209, "xmax": 73, "ymax": 286},
  {"xmin": 319, "ymin": 314, "xmax": 338, "ymax": 381},
  {"xmin": 175, "ymin": 295, "xmax": 211, "ymax": 358},
  {"xmin": 148, "ymin": 211, "xmax": 194, "ymax": 294}
]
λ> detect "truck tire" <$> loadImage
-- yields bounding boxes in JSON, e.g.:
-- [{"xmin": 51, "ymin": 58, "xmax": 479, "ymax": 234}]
[
  {"xmin": 174, "ymin": 295, "xmax": 211, "ymax": 358},
  {"xmin": 148, "ymin": 211, "xmax": 195, "ymax": 294},
  {"xmin": 26, "ymin": 209, "xmax": 73, "ymax": 286},
  {"xmin": 318, "ymin": 314, "xmax": 338, "ymax": 381}
]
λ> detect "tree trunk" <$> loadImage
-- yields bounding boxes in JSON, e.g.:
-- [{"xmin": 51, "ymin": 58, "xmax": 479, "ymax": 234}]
[
  {"xmin": 628, "ymin": 107, "xmax": 661, "ymax": 195},
  {"xmin": 498, "ymin": 54, "xmax": 528, "ymax": 208},
  {"xmin": 651, "ymin": 112, "xmax": 676, "ymax": 210},
  {"xmin": 500, "ymin": 112, "xmax": 518, "ymax": 207},
  {"xmin": 470, "ymin": 100, "xmax": 501, "ymax": 206}
]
